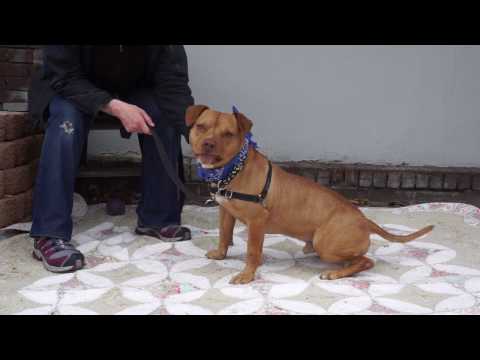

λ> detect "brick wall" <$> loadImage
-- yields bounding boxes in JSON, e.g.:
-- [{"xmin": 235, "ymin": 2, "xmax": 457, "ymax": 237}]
[
  {"xmin": 0, "ymin": 46, "xmax": 43, "ymax": 112},
  {"xmin": 0, "ymin": 46, "xmax": 44, "ymax": 228},
  {"xmin": 0, "ymin": 112, "xmax": 44, "ymax": 227},
  {"xmin": 183, "ymin": 158, "xmax": 480, "ymax": 193},
  {"xmin": 180, "ymin": 157, "xmax": 480, "ymax": 208}
]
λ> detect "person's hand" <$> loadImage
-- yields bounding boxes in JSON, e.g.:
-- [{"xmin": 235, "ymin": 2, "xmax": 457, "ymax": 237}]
[{"xmin": 102, "ymin": 99, "xmax": 155, "ymax": 135}]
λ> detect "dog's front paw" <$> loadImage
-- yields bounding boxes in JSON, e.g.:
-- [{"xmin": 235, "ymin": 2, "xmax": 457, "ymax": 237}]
[
  {"xmin": 206, "ymin": 249, "xmax": 227, "ymax": 260},
  {"xmin": 320, "ymin": 270, "xmax": 342, "ymax": 281},
  {"xmin": 230, "ymin": 272, "xmax": 255, "ymax": 285}
]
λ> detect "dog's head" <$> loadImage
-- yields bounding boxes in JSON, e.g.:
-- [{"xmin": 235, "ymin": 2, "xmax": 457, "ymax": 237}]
[{"xmin": 186, "ymin": 105, "xmax": 253, "ymax": 169}]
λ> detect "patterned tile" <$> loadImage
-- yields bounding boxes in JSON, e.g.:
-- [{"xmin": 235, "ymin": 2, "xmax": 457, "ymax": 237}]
[{"xmin": 9, "ymin": 203, "xmax": 480, "ymax": 315}]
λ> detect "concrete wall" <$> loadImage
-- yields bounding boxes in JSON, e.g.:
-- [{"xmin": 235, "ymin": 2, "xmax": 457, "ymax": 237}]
[{"xmin": 89, "ymin": 45, "xmax": 480, "ymax": 167}]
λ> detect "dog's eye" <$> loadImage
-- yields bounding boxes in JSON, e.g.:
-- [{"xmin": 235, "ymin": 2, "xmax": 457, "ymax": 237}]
[
  {"xmin": 196, "ymin": 124, "xmax": 206, "ymax": 132},
  {"xmin": 223, "ymin": 132, "xmax": 234, "ymax": 138}
]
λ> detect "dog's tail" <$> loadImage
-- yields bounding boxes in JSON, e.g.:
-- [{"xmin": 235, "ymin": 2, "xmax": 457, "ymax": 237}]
[{"xmin": 367, "ymin": 220, "xmax": 434, "ymax": 243}]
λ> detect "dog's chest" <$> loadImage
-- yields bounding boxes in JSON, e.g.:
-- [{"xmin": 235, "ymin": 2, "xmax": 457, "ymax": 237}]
[
  {"xmin": 217, "ymin": 196, "xmax": 270, "ymax": 227},
  {"xmin": 217, "ymin": 198, "xmax": 249, "ymax": 225},
  {"xmin": 214, "ymin": 194, "xmax": 227, "ymax": 205}
]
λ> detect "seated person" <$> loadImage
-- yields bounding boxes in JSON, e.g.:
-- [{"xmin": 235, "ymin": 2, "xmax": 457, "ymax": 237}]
[{"xmin": 28, "ymin": 45, "xmax": 194, "ymax": 273}]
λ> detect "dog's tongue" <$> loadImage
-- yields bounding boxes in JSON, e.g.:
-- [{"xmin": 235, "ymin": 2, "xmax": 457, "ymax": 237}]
[{"xmin": 199, "ymin": 154, "xmax": 219, "ymax": 165}]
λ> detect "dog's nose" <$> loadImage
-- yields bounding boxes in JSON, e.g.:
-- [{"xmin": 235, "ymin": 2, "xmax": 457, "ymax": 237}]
[{"xmin": 202, "ymin": 139, "xmax": 216, "ymax": 152}]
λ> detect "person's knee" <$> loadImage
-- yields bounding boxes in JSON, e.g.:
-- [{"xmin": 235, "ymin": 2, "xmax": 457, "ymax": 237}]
[{"xmin": 48, "ymin": 96, "xmax": 87, "ymax": 133}]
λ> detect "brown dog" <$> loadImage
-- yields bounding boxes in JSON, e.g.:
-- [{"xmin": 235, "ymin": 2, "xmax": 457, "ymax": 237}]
[{"xmin": 186, "ymin": 105, "xmax": 434, "ymax": 285}]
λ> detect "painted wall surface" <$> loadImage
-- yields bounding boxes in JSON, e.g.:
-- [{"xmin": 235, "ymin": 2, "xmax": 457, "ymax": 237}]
[{"xmin": 89, "ymin": 45, "xmax": 480, "ymax": 167}]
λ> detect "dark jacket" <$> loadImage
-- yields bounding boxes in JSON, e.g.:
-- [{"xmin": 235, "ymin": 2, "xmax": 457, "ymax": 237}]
[{"xmin": 28, "ymin": 45, "xmax": 194, "ymax": 138}]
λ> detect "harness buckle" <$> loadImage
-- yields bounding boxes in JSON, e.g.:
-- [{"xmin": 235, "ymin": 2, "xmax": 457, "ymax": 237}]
[
  {"xmin": 224, "ymin": 190, "xmax": 234, "ymax": 200},
  {"xmin": 258, "ymin": 194, "xmax": 267, "ymax": 207}
]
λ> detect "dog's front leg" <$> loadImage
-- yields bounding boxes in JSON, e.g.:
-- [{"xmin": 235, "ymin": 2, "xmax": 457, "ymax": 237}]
[
  {"xmin": 230, "ymin": 221, "xmax": 266, "ymax": 285},
  {"xmin": 206, "ymin": 206, "xmax": 236, "ymax": 260}
]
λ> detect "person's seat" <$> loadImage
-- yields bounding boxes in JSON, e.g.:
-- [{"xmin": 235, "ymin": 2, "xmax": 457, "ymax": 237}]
[{"xmin": 80, "ymin": 113, "xmax": 126, "ymax": 167}]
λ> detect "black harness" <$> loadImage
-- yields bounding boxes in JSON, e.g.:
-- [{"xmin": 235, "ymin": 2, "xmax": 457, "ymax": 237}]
[{"xmin": 207, "ymin": 161, "xmax": 273, "ymax": 207}]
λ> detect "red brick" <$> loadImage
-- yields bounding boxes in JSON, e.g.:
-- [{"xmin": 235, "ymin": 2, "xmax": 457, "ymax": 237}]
[
  {"xmin": 344, "ymin": 169, "xmax": 358, "ymax": 187},
  {"xmin": 331, "ymin": 169, "xmax": 345, "ymax": 186},
  {"xmin": 458, "ymin": 174, "xmax": 472, "ymax": 191},
  {"xmin": 13, "ymin": 136, "xmax": 36, "ymax": 166},
  {"xmin": 415, "ymin": 174, "xmax": 429, "ymax": 189},
  {"xmin": 297, "ymin": 168, "xmax": 317, "ymax": 181},
  {"xmin": 0, "ymin": 141, "xmax": 16, "ymax": 170},
  {"xmin": 3, "ymin": 103, "xmax": 28, "ymax": 112},
  {"xmin": 443, "ymin": 174, "xmax": 458, "ymax": 190},
  {"xmin": 0, "ymin": 62, "xmax": 33, "ymax": 77},
  {"xmin": 0, "ymin": 170, "xmax": 4, "ymax": 199},
  {"xmin": 359, "ymin": 171, "xmax": 373, "ymax": 188},
  {"xmin": 18, "ymin": 192, "xmax": 28, "ymax": 221},
  {"xmin": 1, "ymin": 77, "xmax": 31, "ymax": 91},
  {"xmin": 0, "ymin": 112, "xmax": 5, "ymax": 141},
  {"xmin": 0, "ymin": 111, "xmax": 28, "ymax": 140},
  {"xmin": 317, "ymin": 170, "xmax": 330, "ymax": 186},
  {"xmin": 401, "ymin": 173, "xmax": 415, "ymax": 189},
  {"xmin": 0, "ymin": 197, "xmax": 16, "ymax": 227},
  {"xmin": 4, "ymin": 163, "xmax": 35, "ymax": 195},
  {"xmin": 430, "ymin": 174, "xmax": 444, "ymax": 190},
  {"xmin": 0, "ymin": 193, "xmax": 25, "ymax": 228},
  {"xmin": 0, "ymin": 48, "xmax": 34, "ymax": 63},
  {"xmin": 472, "ymin": 175, "xmax": 480, "ymax": 191},
  {"xmin": 373, "ymin": 172, "xmax": 387, "ymax": 188},
  {"xmin": 0, "ymin": 89, "xmax": 28, "ymax": 103},
  {"xmin": 387, "ymin": 172, "xmax": 401, "ymax": 189}
]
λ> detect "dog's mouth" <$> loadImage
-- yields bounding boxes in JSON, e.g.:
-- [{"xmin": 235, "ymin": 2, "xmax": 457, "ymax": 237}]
[{"xmin": 195, "ymin": 153, "xmax": 223, "ymax": 168}]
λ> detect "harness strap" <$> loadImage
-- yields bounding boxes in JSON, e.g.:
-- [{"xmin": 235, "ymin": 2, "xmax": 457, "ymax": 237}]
[{"xmin": 210, "ymin": 161, "xmax": 273, "ymax": 207}]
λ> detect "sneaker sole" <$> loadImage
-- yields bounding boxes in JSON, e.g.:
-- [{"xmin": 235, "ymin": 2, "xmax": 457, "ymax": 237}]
[
  {"xmin": 135, "ymin": 228, "xmax": 191, "ymax": 242},
  {"xmin": 32, "ymin": 249, "xmax": 84, "ymax": 273}
]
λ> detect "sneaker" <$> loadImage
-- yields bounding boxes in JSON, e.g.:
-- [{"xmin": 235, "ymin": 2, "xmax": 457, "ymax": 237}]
[
  {"xmin": 135, "ymin": 225, "xmax": 191, "ymax": 242},
  {"xmin": 33, "ymin": 237, "xmax": 85, "ymax": 273}
]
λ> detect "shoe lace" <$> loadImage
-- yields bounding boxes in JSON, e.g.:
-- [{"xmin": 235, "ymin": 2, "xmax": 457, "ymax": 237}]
[{"xmin": 51, "ymin": 238, "xmax": 76, "ymax": 250}]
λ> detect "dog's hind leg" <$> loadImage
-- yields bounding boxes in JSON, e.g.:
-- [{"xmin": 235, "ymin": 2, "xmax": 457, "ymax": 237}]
[
  {"xmin": 312, "ymin": 226, "xmax": 373, "ymax": 280},
  {"xmin": 319, "ymin": 256, "xmax": 374, "ymax": 280}
]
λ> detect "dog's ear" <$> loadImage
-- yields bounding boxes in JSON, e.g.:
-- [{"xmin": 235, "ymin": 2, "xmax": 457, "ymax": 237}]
[
  {"xmin": 233, "ymin": 111, "xmax": 253, "ymax": 134},
  {"xmin": 186, "ymin": 105, "xmax": 209, "ymax": 127}
]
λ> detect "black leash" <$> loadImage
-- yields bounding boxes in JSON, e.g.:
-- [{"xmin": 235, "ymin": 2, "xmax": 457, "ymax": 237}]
[{"xmin": 148, "ymin": 126, "xmax": 200, "ymax": 201}]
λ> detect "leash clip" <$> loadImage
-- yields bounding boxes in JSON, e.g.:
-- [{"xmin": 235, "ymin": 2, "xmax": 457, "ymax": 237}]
[{"xmin": 204, "ymin": 198, "xmax": 217, "ymax": 206}]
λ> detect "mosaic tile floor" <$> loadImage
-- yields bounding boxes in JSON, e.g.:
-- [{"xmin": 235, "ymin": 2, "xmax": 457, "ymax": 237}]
[{"xmin": 1, "ymin": 203, "xmax": 480, "ymax": 315}]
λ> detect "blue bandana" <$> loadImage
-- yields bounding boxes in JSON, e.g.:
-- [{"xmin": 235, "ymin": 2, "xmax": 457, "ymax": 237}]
[{"xmin": 196, "ymin": 131, "xmax": 258, "ymax": 183}]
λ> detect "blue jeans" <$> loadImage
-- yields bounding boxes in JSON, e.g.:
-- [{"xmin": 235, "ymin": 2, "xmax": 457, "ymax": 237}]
[{"xmin": 30, "ymin": 91, "xmax": 185, "ymax": 241}]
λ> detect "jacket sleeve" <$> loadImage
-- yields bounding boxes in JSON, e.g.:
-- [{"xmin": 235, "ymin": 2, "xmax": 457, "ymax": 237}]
[
  {"xmin": 150, "ymin": 45, "xmax": 194, "ymax": 137},
  {"xmin": 43, "ymin": 46, "xmax": 114, "ymax": 116}
]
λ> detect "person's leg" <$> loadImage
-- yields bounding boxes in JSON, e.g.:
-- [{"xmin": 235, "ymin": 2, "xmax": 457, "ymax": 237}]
[
  {"xmin": 125, "ymin": 90, "xmax": 190, "ymax": 241},
  {"xmin": 30, "ymin": 95, "xmax": 91, "ymax": 272}
]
